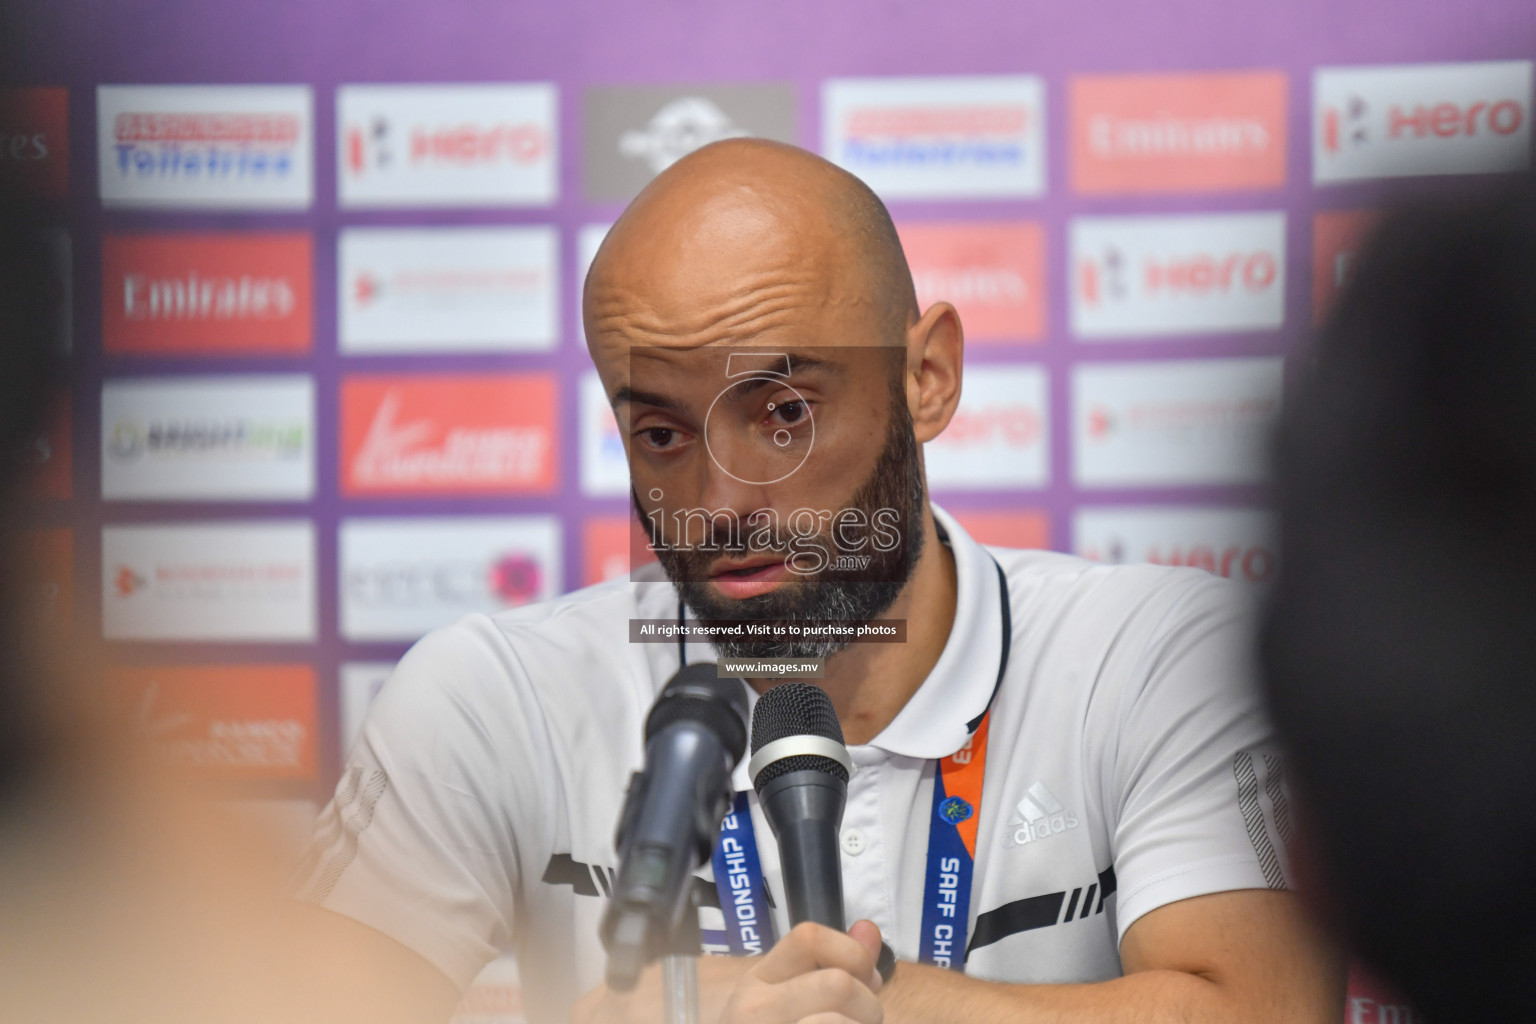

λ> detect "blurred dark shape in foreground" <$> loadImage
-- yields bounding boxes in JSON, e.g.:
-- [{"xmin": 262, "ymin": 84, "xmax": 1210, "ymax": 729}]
[{"xmin": 1264, "ymin": 176, "xmax": 1536, "ymax": 1023}]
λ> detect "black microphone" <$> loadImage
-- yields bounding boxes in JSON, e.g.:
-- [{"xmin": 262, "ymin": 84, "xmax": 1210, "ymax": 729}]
[
  {"xmin": 748, "ymin": 683, "xmax": 852, "ymax": 931},
  {"xmin": 601, "ymin": 663, "xmax": 749, "ymax": 991}
]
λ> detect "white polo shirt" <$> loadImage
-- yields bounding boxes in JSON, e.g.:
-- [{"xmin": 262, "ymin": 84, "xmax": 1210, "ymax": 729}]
[{"xmin": 298, "ymin": 506, "xmax": 1290, "ymax": 1024}]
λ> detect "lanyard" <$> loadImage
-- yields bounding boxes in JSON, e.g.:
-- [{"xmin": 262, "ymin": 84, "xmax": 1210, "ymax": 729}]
[{"xmin": 688, "ymin": 552, "xmax": 1013, "ymax": 971}]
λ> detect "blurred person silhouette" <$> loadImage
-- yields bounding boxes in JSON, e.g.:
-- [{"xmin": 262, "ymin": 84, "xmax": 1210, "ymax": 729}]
[
  {"xmin": 0, "ymin": 228, "xmax": 446, "ymax": 1019},
  {"xmin": 1263, "ymin": 178, "xmax": 1536, "ymax": 1023}
]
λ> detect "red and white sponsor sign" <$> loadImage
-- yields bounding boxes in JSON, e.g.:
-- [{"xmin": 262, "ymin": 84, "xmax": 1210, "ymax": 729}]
[
  {"xmin": 339, "ymin": 516, "xmax": 561, "ymax": 641},
  {"xmin": 949, "ymin": 509, "xmax": 1050, "ymax": 551},
  {"xmin": 1071, "ymin": 72, "xmax": 1287, "ymax": 194},
  {"xmin": 1344, "ymin": 965, "xmax": 1416, "ymax": 1024},
  {"xmin": 338, "ymin": 83, "xmax": 557, "ymax": 207},
  {"xmin": 1073, "ymin": 358, "xmax": 1283, "ymax": 487},
  {"xmin": 108, "ymin": 664, "xmax": 319, "ymax": 782},
  {"xmin": 926, "ymin": 364, "xmax": 1048, "ymax": 489},
  {"xmin": 822, "ymin": 76, "xmax": 1047, "ymax": 199},
  {"xmin": 1312, "ymin": 210, "xmax": 1381, "ymax": 324},
  {"xmin": 0, "ymin": 87, "xmax": 68, "ymax": 199},
  {"xmin": 97, "ymin": 85, "xmax": 313, "ymax": 209},
  {"xmin": 1314, "ymin": 61, "xmax": 1533, "ymax": 183},
  {"xmin": 1072, "ymin": 212, "xmax": 1286, "ymax": 339},
  {"xmin": 339, "ymin": 226, "xmax": 557, "ymax": 353},
  {"xmin": 580, "ymin": 372, "xmax": 629, "ymax": 497},
  {"xmin": 101, "ymin": 233, "xmax": 312, "ymax": 356},
  {"xmin": 582, "ymin": 515, "xmax": 657, "ymax": 587},
  {"xmin": 102, "ymin": 521, "xmax": 317, "ymax": 642},
  {"xmin": 340, "ymin": 374, "xmax": 558, "ymax": 497},
  {"xmin": 1074, "ymin": 506, "xmax": 1274, "ymax": 584},
  {"xmin": 898, "ymin": 222, "xmax": 1045, "ymax": 342}
]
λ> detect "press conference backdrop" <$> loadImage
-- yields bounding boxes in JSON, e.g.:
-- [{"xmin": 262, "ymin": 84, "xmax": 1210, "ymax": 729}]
[{"xmin": 2, "ymin": 0, "xmax": 1532, "ymax": 1018}]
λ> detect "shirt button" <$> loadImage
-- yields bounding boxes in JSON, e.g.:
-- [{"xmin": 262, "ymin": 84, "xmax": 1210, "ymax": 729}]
[{"xmin": 841, "ymin": 828, "xmax": 866, "ymax": 856}]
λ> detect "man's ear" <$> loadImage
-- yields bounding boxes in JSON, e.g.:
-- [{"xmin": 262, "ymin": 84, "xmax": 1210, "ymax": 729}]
[{"xmin": 905, "ymin": 301, "xmax": 963, "ymax": 445}]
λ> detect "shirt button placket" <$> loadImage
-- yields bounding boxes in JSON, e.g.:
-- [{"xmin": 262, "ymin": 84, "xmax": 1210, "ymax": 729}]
[{"xmin": 842, "ymin": 749, "xmax": 891, "ymax": 936}]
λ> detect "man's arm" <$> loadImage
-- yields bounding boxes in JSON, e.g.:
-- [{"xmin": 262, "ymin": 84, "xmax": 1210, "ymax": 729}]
[{"xmin": 877, "ymin": 889, "xmax": 1344, "ymax": 1024}]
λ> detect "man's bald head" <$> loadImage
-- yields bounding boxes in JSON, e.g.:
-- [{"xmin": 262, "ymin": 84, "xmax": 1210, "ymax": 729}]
[{"xmin": 584, "ymin": 138, "xmax": 918, "ymax": 354}]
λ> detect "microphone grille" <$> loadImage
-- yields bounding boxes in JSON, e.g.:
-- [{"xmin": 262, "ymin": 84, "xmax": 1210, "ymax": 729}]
[
  {"xmin": 749, "ymin": 683, "xmax": 848, "ymax": 788},
  {"xmin": 645, "ymin": 663, "xmax": 749, "ymax": 762},
  {"xmin": 750, "ymin": 683, "xmax": 845, "ymax": 752}
]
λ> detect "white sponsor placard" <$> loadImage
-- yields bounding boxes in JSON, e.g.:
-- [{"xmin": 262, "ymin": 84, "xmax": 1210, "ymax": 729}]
[
  {"xmin": 580, "ymin": 371, "xmax": 629, "ymax": 497},
  {"xmin": 102, "ymin": 521, "xmax": 317, "ymax": 641},
  {"xmin": 1072, "ymin": 358, "xmax": 1283, "ymax": 487},
  {"xmin": 1071, "ymin": 212, "xmax": 1286, "ymax": 339},
  {"xmin": 98, "ymin": 85, "xmax": 314, "ymax": 209},
  {"xmin": 339, "ymin": 227, "xmax": 558, "ymax": 353},
  {"xmin": 339, "ymin": 661, "xmax": 394, "ymax": 754},
  {"xmin": 576, "ymin": 222, "xmax": 611, "ymax": 344},
  {"xmin": 340, "ymin": 516, "xmax": 561, "ymax": 642},
  {"xmin": 338, "ymin": 83, "xmax": 557, "ymax": 207},
  {"xmin": 926, "ymin": 364, "xmax": 1049, "ymax": 489},
  {"xmin": 823, "ymin": 76, "xmax": 1047, "ymax": 199},
  {"xmin": 1314, "ymin": 61, "xmax": 1533, "ymax": 183},
  {"xmin": 101, "ymin": 375, "xmax": 315, "ymax": 501},
  {"xmin": 1074, "ymin": 506, "xmax": 1276, "ymax": 584}
]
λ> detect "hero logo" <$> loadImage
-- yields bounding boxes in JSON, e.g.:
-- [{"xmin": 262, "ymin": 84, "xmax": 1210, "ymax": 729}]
[
  {"xmin": 1071, "ymin": 213, "xmax": 1286, "ymax": 339},
  {"xmin": 925, "ymin": 366, "xmax": 1049, "ymax": 490},
  {"xmin": 97, "ymin": 86, "xmax": 313, "ymax": 208},
  {"xmin": 1075, "ymin": 507, "xmax": 1275, "ymax": 585},
  {"xmin": 337, "ymin": 84, "xmax": 557, "ymax": 207},
  {"xmin": 619, "ymin": 97, "xmax": 748, "ymax": 174},
  {"xmin": 345, "ymin": 115, "xmax": 547, "ymax": 175},
  {"xmin": 1314, "ymin": 62, "xmax": 1533, "ymax": 183}
]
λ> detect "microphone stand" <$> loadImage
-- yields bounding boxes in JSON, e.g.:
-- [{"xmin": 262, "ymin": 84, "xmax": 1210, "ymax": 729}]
[{"xmin": 661, "ymin": 890, "xmax": 702, "ymax": 1024}]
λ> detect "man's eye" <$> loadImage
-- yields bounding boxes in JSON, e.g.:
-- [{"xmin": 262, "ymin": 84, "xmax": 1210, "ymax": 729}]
[
  {"xmin": 641, "ymin": 427, "xmax": 678, "ymax": 448},
  {"xmin": 769, "ymin": 400, "xmax": 808, "ymax": 426}
]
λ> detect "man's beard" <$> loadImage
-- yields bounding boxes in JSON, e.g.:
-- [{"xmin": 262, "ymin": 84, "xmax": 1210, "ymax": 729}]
[{"xmin": 640, "ymin": 403, "xmax": 926, "ymax": 660}]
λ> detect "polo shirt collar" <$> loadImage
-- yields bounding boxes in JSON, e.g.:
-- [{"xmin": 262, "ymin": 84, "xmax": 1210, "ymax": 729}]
[{"xmin": 865, "ymin": 504, "xmax": 1005, "ymax": 761}]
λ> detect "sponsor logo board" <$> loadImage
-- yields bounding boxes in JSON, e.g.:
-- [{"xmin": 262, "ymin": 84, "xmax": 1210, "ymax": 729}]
[
  {"xmin": 898, "ymin": 222, "xmax": 1045, "ymax": 342},
  {"xmin": 1070, "ymin": 72, "xmax": 1287, "ymax": 194},
  {"xmin": 1314, "ymin": 61, "xmax": 1533, "ymax": 183},
  {"xmin": 580, "ymin": 371, "xmax": 628, "ymax": 497},
  {"xmin": 340, "ymin": 226, "xmax": 557, "ymax": 354},
  {"xmin": 101, "ymin": 375, "xmax": 315, "ymax": 501},
  {"xmin": 102, "ymin": 521, "xmax": 317, "ymax": 642},
  {"xmin": 584, "ymin": 84, "xmax": 796, "ymax": 201},
  {"xmin": 1074, "ymin": 506, "xmax": 1274, "ymax": 584},
  {"xmin": 576, "ymin": 222, "xmax": 611, "ymax": 344},
  {"xmin": 926, "ymin": 364, "xmax": 1048, "ymax": 489},
  {"xmin": 340, "ymin": 516, "xmax": 561, "ymax": 641},
  {"xmin": 340, "ymin": 374, "xmax": 558, "ymax": 497},
  {"xmin": 1073, "ymin": 357, "xmax": 1283, "ymax": 487},
  {"xmin": 949, "ymin": 509, "xmax": 1050, "ymax": 550},
  {"xmin": 1072, "ymin": 212, "xmax": 1286, "ymax": 339},
  {"xmin": 1312, "ymin": 210, "xmax": 1381, "ymax": 324},
  {"xmin": 0, "ymin": 87, "xmax": 68, "ymax": 199},
  {"xmin": 582, "ymin": 515, "xmax": 656, "ymax": 587},
  {"xmin": 98, "ymin": 85, "xmax": 313, "ymax": 209},
  {"xmin": 101, "ymin": 233, "xmax": 312, "ymax": 356},
  {"xmin": 823, "ymin": 76, "xmax": 1046, "ymax": 200},
  {"xmin": 108, "ymin": 664, "xmax": 318, "ymax": 781},
  {"xmin": 338, "ymin": 83, "xmax": 556, "ymax": 207},
  {"xmin": 339, "ymin": 661, "xmax": 393, "ymax": 754}
]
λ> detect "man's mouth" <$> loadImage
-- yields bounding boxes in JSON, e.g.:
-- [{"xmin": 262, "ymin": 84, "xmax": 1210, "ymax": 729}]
[{"xmin": 708, "ymin": 555, "xmax": 791, "ymax": 599}]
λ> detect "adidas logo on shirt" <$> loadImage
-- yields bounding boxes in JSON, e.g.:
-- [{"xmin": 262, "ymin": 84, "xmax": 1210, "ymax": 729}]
[{"xmin": 1004, "ymin": 781, "xmax": 1080, "ymax": 848}]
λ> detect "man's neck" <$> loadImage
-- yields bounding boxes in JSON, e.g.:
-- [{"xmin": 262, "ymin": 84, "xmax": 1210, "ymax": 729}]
[{"xmin": 749, "ymin": 507, "xmax": 957, "ymax": 745}]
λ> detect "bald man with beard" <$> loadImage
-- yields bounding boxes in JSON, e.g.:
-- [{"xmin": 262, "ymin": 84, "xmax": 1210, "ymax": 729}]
[{"xmin": 296, "ymin": 139, "xmax": 1343, "ymax": 1024}]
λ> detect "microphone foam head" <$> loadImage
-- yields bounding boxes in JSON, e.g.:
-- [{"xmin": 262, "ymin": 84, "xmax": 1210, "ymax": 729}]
[
  {"xmin": 750, "ymin": 683, "xmax": 848, "ymax": 788},
  {"xmin": 645, "ymin": 663, "xmax": 749, "ymax": 763}
]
